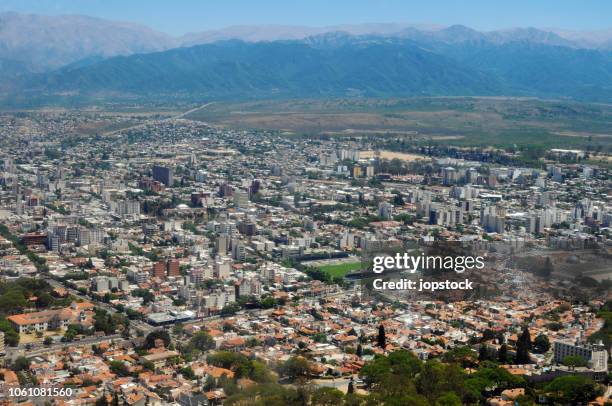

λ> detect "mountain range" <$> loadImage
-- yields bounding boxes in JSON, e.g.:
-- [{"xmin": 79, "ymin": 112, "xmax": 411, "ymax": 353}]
[{"xmin": 1, "ymin": 12, "xmax": 612, "ymax": 105}]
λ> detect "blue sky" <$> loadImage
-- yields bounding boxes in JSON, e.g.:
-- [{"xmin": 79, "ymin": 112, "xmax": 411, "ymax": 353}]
[{"xmin": 1, "ymin": 0, "xmax": 610, "ymax": 35}]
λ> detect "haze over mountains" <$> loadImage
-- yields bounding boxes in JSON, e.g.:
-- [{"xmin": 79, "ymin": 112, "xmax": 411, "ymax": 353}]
[{"xmin": 1, "ymin": 12, "xmax": 612, "ymax": 105}]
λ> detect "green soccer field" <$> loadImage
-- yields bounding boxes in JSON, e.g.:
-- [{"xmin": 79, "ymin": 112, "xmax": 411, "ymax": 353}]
[{"xmin": 317, "ymin": 262, "xmax": 363, "ymax": 278}]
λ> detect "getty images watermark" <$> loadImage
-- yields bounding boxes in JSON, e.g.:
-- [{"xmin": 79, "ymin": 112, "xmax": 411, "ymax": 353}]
[{"xmin": 370, "ymin": 253, "xmax": 484, "ymax": 292}]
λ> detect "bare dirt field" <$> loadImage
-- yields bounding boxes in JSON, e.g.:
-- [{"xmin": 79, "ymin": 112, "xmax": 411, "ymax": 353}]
[{"xmin": 360, "ymin": 150, "xmax": 427, "ymax": 161}]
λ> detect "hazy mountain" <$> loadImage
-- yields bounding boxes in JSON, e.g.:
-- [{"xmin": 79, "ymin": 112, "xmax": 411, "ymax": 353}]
[
  {"xmin": 548, "ymin": 28, "xmax": 612, "ymax": 50},
  {"xmin": 0, "ymin": 12, "xmax": 611, "ymax": 105},
  {"xmin": 0, "ymin": 11, "xmax": 610, "ymax": 74},
  {"xmin": 486, "ymin": 27, "xmax": 575, "ymax": 47},
  {"xmin": 0, "ymin": 57, "xmax": 27, "ymax": 78},
  {"xmin": 180, "ymin": 25, "xmax": 328, "ymax": 46},
  {"xmin": 180, "ymin": 23, "xmax": 443, "ymax": 46},
  {"xmin": 0, "ymin": 12, "xmax": 177, "ymax": 71},
  {"xmin": 8, "ymin": 37, "xmax": 611, "ymax": 105},
  {"xmin": 181, "ymin": 24, "xmax": 581, "ymax": 48},
  {"xmin": 18, "ymin": 40, "xmax": 502, "ymax": 100},
  {"xmin": 431, "ymin": 41, "xmax": 612, "ymax": 100}
]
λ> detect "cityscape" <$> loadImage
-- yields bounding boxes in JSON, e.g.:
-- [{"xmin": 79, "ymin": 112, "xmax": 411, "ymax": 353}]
[{"xmin": 0, "ymin": 1, "xmax": 611, "ymax": 405}]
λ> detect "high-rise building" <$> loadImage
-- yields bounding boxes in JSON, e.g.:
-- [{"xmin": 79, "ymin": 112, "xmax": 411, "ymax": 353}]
[
  {"xmin": 553, "ymin": 340, "xmax": 608, "ymax": 372},
  {"xmin": 152, "ymin": 261, "xmax": 166, "ymax": 279},
  {"xmin": 3, "ymin": 157, "xmax": 15, "ymax": 173},
  {"xmin": 378, "ymin": 202, "xmax": 393, "ymax": 220},
  {"xmin": 189, "ymin": 268, "xmax": 204, "ymax": 285},
  {"xmin": 218, "ymin": 183, "xmax": 233, "ymax": 197},
  {"xmin": 167, "ymin": 259, "xmax": 180, "ymax": 277},
  {"xmin": 217, "ymin": 234, "xmax": 229, "ymax": 255},
  {"xmin": 128, "ymin": 269, "xmax": 149, "ymax": 284},
  {"xmin": 480, "ymin": 205, "xmax": 505, "ymax": 233},
  {"xmin": 250, "ymin": 179, "xmax": 261, "ymax": 196},
  {"xmin": 112, "ymin": 200, "xmax": 140, "ymax": 216},
  {"xmin": 233, "ymin": 189, "xmax": 249, "ymax": 208},
  {"xmin": 92, "ymin": 276, "xmax": 110, "ymax": 293},
  {"xmin": 214, "ymin": 257, "xmax": 231, "ymax": 280},
  {"xmin": 238, "ymin": 220, "xmax": 257, "ymax": 236},
  {"xmin": 232, "ymin": 241, "xmax": 246, "ymax": 261},
  {"xmin": 236, "ymin": 277, "xmax": 262, "ymax": 298},
  {"xmin": 153, "ymin": 165, "xmax": 173, "ymax": 187},
  {"xmin": 442, "ymin": 167, "xmax": 458, "ymax": 186}
]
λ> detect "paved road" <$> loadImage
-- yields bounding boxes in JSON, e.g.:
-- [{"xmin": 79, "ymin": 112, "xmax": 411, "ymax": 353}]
[
  {"xmin": 176, "ymin": 102, "xmax": 215, "ymax": 119},
  {"xmin": 102, "ymin": 102, "xmax": 215, "ymax": 136}
]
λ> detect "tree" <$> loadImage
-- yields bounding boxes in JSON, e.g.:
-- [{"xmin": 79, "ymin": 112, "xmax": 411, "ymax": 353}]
[
  {"xmin": 311, "ymin": 387, "xmax": 344, "ymax": 406},
  {"xmin": 478, "ymin": 345, "xmax": 491, "ymax": 362},
  {"xmin": 220, "ymin": 303, "xmax": 241, "ymax": 316},
  {"xmin": 260, "ymin": 296, "xmax": 276, "ymax": 309},
  {"xmin": 206, "ymin": 351, "xmax": 269, "ymax": 381},
  {"xmin": 392, "ymin": 193, "xmax": 404, "ymax": 206},
  {"xmin": 0, "ymin": 289, "xmax": 28, "ymax": 313},
  {"xmin": 93, "ymin": 309, "xmax": 118, "ymax": 335},
  {"xmin": 497, "ymin": 344, "xmax": 508, "ymax": 363},
  {"xmin": 533, "ymin": 334, "xmax": 550, "ymax": 354},
  {"xmin": 543, "ymin": 257, "xmax": 554, "ymax": 277},
  {"xmin": 208, "ymin": 351, "xmax": 248, "ymax": 369},
  {"xmin": 141, "ymin": 291, "xmax": 155, "ymax": 305},
  {"xmin": 356, "ymin": 344, "xmax": 363, "ymax": 357},
  {"xmin": 144, "ymin": 330, "xmax": 171, "ymax": 349},
  {"xmin": 544, "ymin": 375, "xmax": 600, "ymax": 404},
  {"xmin": 348, "ymin": 378, "xmax": 355, "ymax": 394},
  {"xmin": 359, "ymin": 350, "xmax": 422, "ymax": 390},
  {"xmin": 172, "ymin": 323, "xmax": 184, "ymax": 335},
  {"xmin": 444, "ymin": 346, "xmax": 477, "ymax": 368},
  {"xmin": 562, "ymin": 355, "xmax": 588, "ymax": 369},
  {"xmin": 377, "ymin": 324, "xmax": 386, "ymax": 349},
  {"xmin": 95, "ymin": 394, "xmax": 109, "ymax": 406},
  {"xmin": 0, "ymin": 318, "xmax": 19, "ymax": 346},
  {"xmin": 250, "ymin": 360, "xmax": 274, "ymax": 383},
  {"xmin": 514, "ymin": 326, "xmax": 531, "ymax": 364},
  {"xmin": 464, "ymin": 365, "xmax": 524, "ymax": 401},
  {"xmin": 435, "ymin": 392, "xmax": 462, "ymax": 406},
  {"xmin": 535, "ymin": 256, "xmax": 554, "ymax": 278},
  {"xmin": 109, "ymin": 360, "xmax": 129, "ymax": 377},
  {"xmin": 12, "ymin": 356, "xmax": 30, "ymax": 372},
  {"xmin": 203, "ymin": 375, "xmax": 216, "ymax": 391},
  {"xmin": 280, "ymin": 356, "xmax": 310, "ymax": 380},
  {"xmin": 36, "ymin": 292, "xmax": 53, "ymax": 308},
  {"xmin": 180, "ymin": 366, "xmax": 196, "ymax": 380},
  {"xmin": 43, "ymin": 336, "xmax": 53, "ymax": 346},
  {"xmin": 190, "ymin": 331, "xmax": 215, "ymax": 351},
  {"xmin": 223, "ymin": 383, "xmax": 303, "ymax": 405}
]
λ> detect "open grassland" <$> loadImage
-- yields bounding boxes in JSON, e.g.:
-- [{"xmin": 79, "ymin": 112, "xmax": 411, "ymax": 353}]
[{"xmin": 186, "ymin": 97, "xmax": 612, "ymax": 152}]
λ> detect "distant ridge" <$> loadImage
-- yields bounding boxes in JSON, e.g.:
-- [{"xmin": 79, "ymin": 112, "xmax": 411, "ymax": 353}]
[
  {"xmin": 0, "ymin": 12, "xmax": 611, "ymax": 105},
  {"xmin": 1, "ymin": 12, "xmax": 611, "ymax": 73}
]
